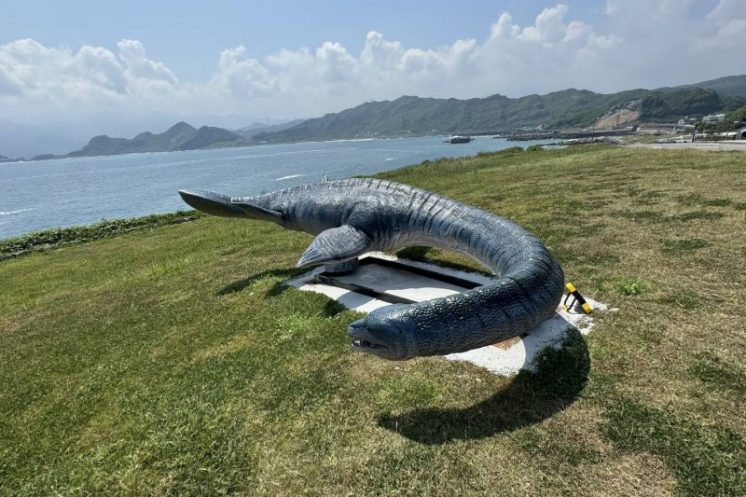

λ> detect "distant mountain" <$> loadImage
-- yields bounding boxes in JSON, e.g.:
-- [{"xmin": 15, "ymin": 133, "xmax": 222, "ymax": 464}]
[
  {"xmin": 17, "ymin": 73, "xmax": 746, "ymax": 160},
  {"xmin": 252, "ymin": 89, "xmax": 651, "ymax": 143},
  {"xmin": 175, "ymin": 126, "xmax": 244, "ymax": 151},
  {"xmin": 254, "ymin": 76, "xmax": 744, "ymax": 144},
  {"xmin": 0, "ymin": 154, "xmax": 15, "ymax": 163},
  {"xmin": 680, "ymin": 74, "xmax": 746, "ymax": 98},
  {"xmin": 67, "ymin": 122, "xmax": 246, "ymax": 158},
  {"xmin": 234, "ymin": 120, "xmax": 304, "ymax": 138},
  {"xmin": 638, "ymin": 88, "xmax": 723, "ymax": 121}
]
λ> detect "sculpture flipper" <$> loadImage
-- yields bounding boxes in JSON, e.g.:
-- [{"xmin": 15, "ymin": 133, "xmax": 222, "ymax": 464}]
[{"xmin": 297, "ymin": 225, "xmax": 371, "ymax": 267}]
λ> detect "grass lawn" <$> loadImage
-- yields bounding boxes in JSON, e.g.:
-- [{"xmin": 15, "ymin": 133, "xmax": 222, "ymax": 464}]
[{"xmin": 1, "ymin": 145, "xmax": 745, "ymax": 496}]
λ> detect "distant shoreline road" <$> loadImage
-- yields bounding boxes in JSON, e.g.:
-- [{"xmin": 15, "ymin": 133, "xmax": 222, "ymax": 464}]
[{"xmin": 626, "ymin": 141, "xmax": 746, "ymax": 152}]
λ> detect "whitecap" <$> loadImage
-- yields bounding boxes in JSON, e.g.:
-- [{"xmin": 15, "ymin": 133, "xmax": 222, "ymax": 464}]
[
  {"xmin": 0, "ymin": 208, "xmax": 34, "ymax": 216},
  {"xmin": 274, "ymin": 174, "xmax": 304, "ymax": 181}
]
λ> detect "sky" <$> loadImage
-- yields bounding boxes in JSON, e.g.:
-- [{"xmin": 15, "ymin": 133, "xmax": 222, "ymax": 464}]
[{"xmin": 1, "ymin": 0, "xmax": 745, "ymax": 145}]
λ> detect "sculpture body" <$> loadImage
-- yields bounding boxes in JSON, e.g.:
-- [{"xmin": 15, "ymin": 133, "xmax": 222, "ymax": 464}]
[{"xmin": 179, "ymin": 178, "xmax": 564, "ymax": 360}]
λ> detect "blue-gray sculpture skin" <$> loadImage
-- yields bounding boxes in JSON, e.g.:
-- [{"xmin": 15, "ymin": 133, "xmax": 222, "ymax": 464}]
[{"xmin": 179, "ymin": 178, "xmax": 564, "ymax": 361}]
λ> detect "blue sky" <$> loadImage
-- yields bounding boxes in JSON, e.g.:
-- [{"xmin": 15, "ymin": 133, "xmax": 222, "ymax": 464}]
[{"xmin": 0, "ymin": 0, "xmax": 743, "ymax": 141}]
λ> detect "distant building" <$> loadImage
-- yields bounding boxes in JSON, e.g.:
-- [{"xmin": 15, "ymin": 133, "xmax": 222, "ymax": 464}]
[
  {"xmin": 695, "ymin": 131, "xmax": 738, "ymax": 141},
  {"xmin": 637, "ymin": 123, "xmax": 694, "ymax": 135},
  {"xmin": 702, "ymin": 113, "xmax": 726, "ymax": 123}
]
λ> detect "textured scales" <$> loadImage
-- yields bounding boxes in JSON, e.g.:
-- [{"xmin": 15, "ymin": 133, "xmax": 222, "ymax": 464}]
[{"xmin": 179, "ymin": 178, "xmax": 565, "ymax": 360}]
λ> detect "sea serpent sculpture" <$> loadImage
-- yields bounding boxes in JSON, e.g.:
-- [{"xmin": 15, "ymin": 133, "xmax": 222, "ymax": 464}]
[{"xmin": 179, "ymin": 178, "xmax": 565, "ymax": 361}]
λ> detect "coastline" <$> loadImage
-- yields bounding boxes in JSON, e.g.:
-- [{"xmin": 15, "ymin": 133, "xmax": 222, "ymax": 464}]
[
  {"xmin": 1, "ymin": 134, "xmax": 441, "ymax": 165},
  {"xmin": 0, "ymin": 142, "xmax": 552, "ymax": 252},
  {"xmin": 0, "ymin": 137, "xmax": 553, "ymax": 240},
  {"xmin": 0, "ymin": 211, "xmax": 202, "ymax": 261}
]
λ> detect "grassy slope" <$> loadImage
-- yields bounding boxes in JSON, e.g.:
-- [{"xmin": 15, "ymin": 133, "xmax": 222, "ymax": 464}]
[{"xmin": 1, "ymin": 146, "xmax": 745, "ymax": 496}]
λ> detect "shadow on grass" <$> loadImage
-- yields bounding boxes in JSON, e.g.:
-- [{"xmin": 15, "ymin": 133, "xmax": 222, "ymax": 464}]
[
  {"xmin": 219, "ymin": 268, "xmax": 351, "ymax": 318},
  {"xmin": 378, "ymin": 329, "xmax": 590, "ymax": 444},
  {"xmin": 218, "ymin": 268, "xmax": 305, "ymax": 296},
  {"xmin": 395, "ymin": 246, "xmax": 432, "ymax": 260},
  {"xmin": 395, "ymin": 246, "xmax": 491, "ymax": 275},
  {"xmin": 322, "ymin": 300, "xmax": 348, "ymax": 317}
]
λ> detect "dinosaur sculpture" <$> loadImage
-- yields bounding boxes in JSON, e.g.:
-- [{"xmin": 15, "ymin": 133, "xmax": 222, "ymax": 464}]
[{"xmin": 179, "ymin": 178, "xmax": 564, "ymax": 361}]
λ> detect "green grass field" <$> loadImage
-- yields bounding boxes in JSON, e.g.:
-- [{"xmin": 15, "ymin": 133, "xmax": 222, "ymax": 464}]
[{"xmin": 1, "ymin": 145, "xmax": 745, "ymax": 496}]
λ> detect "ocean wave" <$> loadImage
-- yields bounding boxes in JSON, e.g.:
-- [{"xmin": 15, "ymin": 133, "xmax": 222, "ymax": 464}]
[
  {"xmin": 0, "ymin": 208, "xmax": 34, "ymax": 216},
  {"xmin": 0, "ymin": 174, "xmax": 55, "ymax": 181},
  {"xmin": 274, "ymin": 174, "xmax": 304, "ymax": 181},
  {"xmin": 326, "ymin": 138, "xmax": 375, "ymax": 143}
]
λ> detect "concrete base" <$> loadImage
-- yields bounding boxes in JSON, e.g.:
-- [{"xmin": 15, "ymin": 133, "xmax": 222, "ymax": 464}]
[{"xmin": 288, "ymin": 252, "xmax": 605, "ymax": 376}]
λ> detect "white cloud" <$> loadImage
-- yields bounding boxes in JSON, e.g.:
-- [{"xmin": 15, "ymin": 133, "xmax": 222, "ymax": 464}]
[
  {"xmin": 705, "ymin": 0, "xmax": 746, "ymax": 48},
  {"xmin": 0, "ymin": 66, "xmax": 22, "ymax": 95},
  {"xmin": 518, "ymin": 4, "xmax": 569, "ymax": 44},
  {"xmin": 491, "ymin": 13, "xmax": 519, "ymax": 39},
  {"xmin": 117, "ymin": 39, "xmax": 178, "ymax": 86},
  {"xmin": 0, "ymin": 1, "xmax": 745, "ymax": 128},
  {"xmin": 0, "ymin": 39, "xmax": 126, "ymax": 115},
  {"xmin": 706, "ymin": 0, "xmax": 746, "ymax": 22},
  {"xmin": 210, "ymin": 45, "xmax": 277, "ymax": 98}
]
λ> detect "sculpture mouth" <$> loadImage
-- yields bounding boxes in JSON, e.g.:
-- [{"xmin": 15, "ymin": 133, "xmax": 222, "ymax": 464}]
[
  {"xmin": 348, "ymin": 320, "xmax": 389, "ymax": 352},
  {"xmin": 351, "ymin": 338, "xmax": 387, "ymax": 351}
]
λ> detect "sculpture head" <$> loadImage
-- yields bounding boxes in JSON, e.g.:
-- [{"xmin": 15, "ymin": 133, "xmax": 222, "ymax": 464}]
[{"xmin": 347, "ymin": 305, "xmax": 417, "ymax": 360}]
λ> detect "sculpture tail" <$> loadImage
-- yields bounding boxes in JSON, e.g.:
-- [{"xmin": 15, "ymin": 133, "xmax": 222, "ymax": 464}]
[
  {"xmin": 179, "ymin": 190, "xmax": 283, "ymax": 223},
  {"xmin": 178, "ymin": 190, "xmax": 248, "ymax": 218}
]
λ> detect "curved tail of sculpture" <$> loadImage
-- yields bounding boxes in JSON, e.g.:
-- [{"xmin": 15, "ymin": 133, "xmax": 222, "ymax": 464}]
[
  {"xmin": 179, "ymin": 190, "xmax": 247, "ymax": 217},
  {"xmin": 179, "ymin": 190, "xmax": 282, "ymax": 222}
]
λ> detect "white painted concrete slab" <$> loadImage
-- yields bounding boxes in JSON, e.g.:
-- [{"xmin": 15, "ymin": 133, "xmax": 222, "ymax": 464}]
[{"xmin": 288, "ymin": 252, "xmax": 606, "ymax": 376}]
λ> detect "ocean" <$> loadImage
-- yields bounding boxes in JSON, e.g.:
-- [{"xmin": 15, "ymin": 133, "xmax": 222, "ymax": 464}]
[{"xmin": 0, "ymin": 136, "xmax": 548, "ymax": 239}]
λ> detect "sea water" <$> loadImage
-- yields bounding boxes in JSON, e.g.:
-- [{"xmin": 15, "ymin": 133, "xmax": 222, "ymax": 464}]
[{"xmin": 0, "ymin": 136, "xmax": 548, "ymax": 239}]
